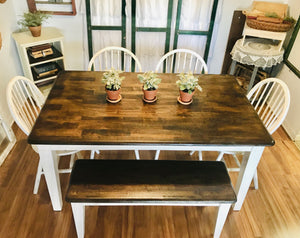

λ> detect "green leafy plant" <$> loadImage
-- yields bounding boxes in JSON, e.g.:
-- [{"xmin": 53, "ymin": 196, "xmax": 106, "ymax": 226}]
[
  {"xmin": 102, "ymin": 68, "xmax": 125, "ymax": 91},
  {"xmin": 176, "ymin": 72, "xmax": 202, "ymax": 94},
  {"xmin": 283, "ymin": 16, "xmax": 296, "ymax": 24},
  {"xmin": 18, "ymin": 11, "xmax": 51, "ymax": 28},
  {"xmin": 138, "ymin": 71, "xmax": 162, "ymax": 90},
  {"xmin": 265, "ymin": 12, "xmax": 279, "ymax": 18}
]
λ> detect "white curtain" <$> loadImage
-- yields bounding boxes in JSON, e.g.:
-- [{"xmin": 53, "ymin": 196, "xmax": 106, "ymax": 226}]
[
  {"xmin": 79, "ymin": 0, "xmax": 223, "ymax": 72},
  {"xmin": 135, "ymin": 0, "xmax": 169, "ymax": 71}
]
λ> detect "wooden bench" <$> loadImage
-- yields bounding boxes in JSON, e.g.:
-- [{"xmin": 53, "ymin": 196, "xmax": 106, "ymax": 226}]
[{"xmin": 66, "ymin": 160, "xmax": 236, "ymax": 238}]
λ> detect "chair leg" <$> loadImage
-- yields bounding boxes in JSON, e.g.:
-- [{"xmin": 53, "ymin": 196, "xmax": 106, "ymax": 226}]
[
  {"xmin": 253, "ymin": 169, "xmax": 259, "ymax": 190},
  {"xmin": 76, "ymin": 151, "xmax": 83, "ymax": 159},
  {"xmin": 216, "ymin": 152, "xmax": 225, "ymax": 161},
  {"xmin": 33, "ymin": 160, "xmax": 43, "ymax": 194},
  {"xmin": 134, "ymin": 150, "xmax": 140, "ymax": 160},
  {"xmin": 71, "ymin": 203, "xmax": 85, "ymax": 238},
  {"xmin": 69, "ymin": 154, "xmax": 75, "ymax": 169},
  {"xmin": 198, "ymin": 151, "xmax": 202, "ymax": 161},
  {"xmin": 214, "ymin": 204, "xmax": 231, "ymax": 238},
  {"xmin": 90, "ymin": 150, "xmax": 100, "ymax": 159},
  {"xmin": 154, "ymin": 150, "xmax": 160, "ymax": 160}
]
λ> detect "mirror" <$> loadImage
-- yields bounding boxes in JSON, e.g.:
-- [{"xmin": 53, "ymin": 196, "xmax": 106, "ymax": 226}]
[
  {"xmin": 26, "ymin": 0, "xmax": 76, "ymax": 16},
  {"xmin": 284, "ymin": 16, "xmax": 300, "ymax": 78}
]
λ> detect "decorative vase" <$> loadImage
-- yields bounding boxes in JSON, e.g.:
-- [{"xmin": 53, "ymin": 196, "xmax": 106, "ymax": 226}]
[
  {"xmin": 106, "ymin": 88, "xmax": 121, "ymax": 102},
  {"xmin": 29, "ymin": 26, "xmax": 41, "ymax": 37},
  {"xmin": 179, "ymin": 90, "xmax": 195, "ymax": 103},
  {"xmin": 143, "ymin": 88, "xmax": 157, "ymax": 101}
]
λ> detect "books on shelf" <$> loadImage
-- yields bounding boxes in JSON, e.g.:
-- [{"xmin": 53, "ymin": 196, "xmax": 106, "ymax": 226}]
[
  {"xmin": 28, "ymin": 43, "xmax": 54, "ymax": 59},
  {"xmin": 33, "ymin": 62, "xmax": 59, "ymax": 79}
]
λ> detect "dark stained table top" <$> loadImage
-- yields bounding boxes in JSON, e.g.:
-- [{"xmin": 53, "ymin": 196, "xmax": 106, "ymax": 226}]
[{"xmin": 28, "ymin": 71, "xmax": 274, "ymax": 146}]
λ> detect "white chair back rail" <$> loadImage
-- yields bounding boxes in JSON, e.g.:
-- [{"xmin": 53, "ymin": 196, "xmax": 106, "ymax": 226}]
[
  {"xmin": 87, "ymin": 46, "xmax": 142, "ymax": 72},
  {"xmin": 155, "ymin": 49, "xmax": 208, "ymax": 74},
  {"xmin": 6, "ymin": 76, "xmax": 45, "ymax": 135},
  {"xmin": 247, "ymin": 77, "xmax": 290, "ymax": 134}
]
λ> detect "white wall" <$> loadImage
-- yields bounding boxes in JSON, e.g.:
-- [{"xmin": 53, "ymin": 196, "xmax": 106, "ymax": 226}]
[
  {"xmin": 0, "ymin": 0, "xmax": 22, "ymax": 125},
  {"xmin": 277, "ymin": 0, "xmax": 300, "ymax": 140}
]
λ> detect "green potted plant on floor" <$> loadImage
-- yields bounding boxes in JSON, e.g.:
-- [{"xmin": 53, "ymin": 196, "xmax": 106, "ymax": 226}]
[
  {"xmin": 138, "ymin": 71, "xmax": 161, "ymax": 102},
  {"xmin": 102, "ymin": 68, "xmax": 125, "ymax": 103},
  {"xmin": 18, "ymin": 11, "xmax": 51, "ymax": 37},
  {"xmin": 176, "ymin": 72, "xmax": 202, "ymax": 104}
]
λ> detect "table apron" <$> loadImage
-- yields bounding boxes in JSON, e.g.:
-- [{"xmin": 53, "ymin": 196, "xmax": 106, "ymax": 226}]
[{"xmin": 35, "ymin": 144, "xmax": 257, "ymax": 152}]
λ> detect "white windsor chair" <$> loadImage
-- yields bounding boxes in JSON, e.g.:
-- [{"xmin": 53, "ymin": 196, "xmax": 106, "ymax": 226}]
[
  {"xmin": 88, "ymin": 46, "xmax": 143, "ymax": 160},
  {"xmin": 6, "ymin": 76, "xmax": 90, "ymax": 194},
  {"xmin": 88, "ymin": 46, "xmax": 142, "ymax": 72},
  {"xmin": 155, "ymin": 49, "xmax": 208, "ymax": 160},
  {"xmin": 155, "ymin": 48, "xmax": 208, "ymax": 74},
  {"xmin": 216, "ymin": 78, "xmax": 290, "ymax": 189}
]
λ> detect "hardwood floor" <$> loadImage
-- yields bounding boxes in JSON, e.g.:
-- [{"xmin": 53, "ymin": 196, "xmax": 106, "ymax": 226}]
[{"xmin": 0, "ymin": 125, "xmax": 300, "ymax": 238}]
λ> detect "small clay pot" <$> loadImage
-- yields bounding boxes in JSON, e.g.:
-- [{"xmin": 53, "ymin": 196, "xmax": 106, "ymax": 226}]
[
  {"xmin": 143, "ymin": 88, "xmax": 157, "ymax": 101},
  {"xmin": 29, "ymin": 26, "xmax": 42, "ymax": 37},
  {"xmin": 106, "ymin": 88, "xmax": 120, "ymax": 101},
  {"xmin": 179, "ymin": 90, "xmax": 195, "ymax": 103}
]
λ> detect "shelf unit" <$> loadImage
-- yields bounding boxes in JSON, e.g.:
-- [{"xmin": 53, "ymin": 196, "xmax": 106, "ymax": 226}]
[
  {"xmin": 12, "ymin": 27, "xmax": 65, "ymax": 93},
  {"xmin": 242, "ymin": 24, "xmax": 287, "ymax": 51}
]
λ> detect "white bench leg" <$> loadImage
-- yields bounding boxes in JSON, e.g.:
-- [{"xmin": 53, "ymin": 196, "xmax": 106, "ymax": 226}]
[
  {"xmin": 214, "ymin": 204, "xmax": 231, "ymax": 238},
  {"xmin": 71, "ymin": 203, "xmax": 85, "ymax": 238}
]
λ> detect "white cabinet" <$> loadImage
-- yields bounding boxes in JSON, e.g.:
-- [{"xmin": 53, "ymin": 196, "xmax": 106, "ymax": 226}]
[{"xmin": 12, "ymin": 27, "xmax": 65, "ymax": 93}]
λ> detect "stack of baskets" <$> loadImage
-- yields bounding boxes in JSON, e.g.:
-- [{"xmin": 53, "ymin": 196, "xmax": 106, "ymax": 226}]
[{"xmin": 243, "ymin": 1, "xmax": 294, "ymax": 32}]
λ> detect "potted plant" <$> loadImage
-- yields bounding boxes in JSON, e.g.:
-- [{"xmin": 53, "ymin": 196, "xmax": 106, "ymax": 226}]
[
  {"xmin": 17, "ymin": 11, "xmax": 51, "ymax": 37},
  {"xmin": 176, "ymin": 72, "xmax": 202, "ymax": 104},
  {"xmin": 102, "ymin": 68, "xmax": 124, "ymax": 102},
  {"xmin": 138, "ymin": 71, "xmax": 161, "ymax": 102}
]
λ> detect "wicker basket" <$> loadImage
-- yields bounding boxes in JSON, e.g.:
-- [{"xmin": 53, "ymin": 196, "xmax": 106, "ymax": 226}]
[{"xmin": 246, "ymin": 18, "xmax": 294, "ymax": 32}]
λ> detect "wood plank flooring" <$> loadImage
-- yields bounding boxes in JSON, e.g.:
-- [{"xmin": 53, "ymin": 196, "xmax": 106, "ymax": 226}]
[{"xmin": 0, "ymin": 125, "xmax": 300, "ymax": 238}]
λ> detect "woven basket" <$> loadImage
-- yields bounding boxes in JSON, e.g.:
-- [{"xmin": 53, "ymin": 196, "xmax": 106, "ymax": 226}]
[{"xmin": 246, "ymin": 18, "xmax": 294, "ymax": 32}]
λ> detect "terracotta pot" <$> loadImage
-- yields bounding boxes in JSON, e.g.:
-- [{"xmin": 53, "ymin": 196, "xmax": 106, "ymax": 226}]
[
  {"xmin": 106, "ymin": 88, "xmax": 120, "ymax": 101},
  {"xmin": 29, "ymin": 26, "xmax": 41, "ymax": 37},
  {"xmin": 179, "ymin": 90, "xmax": 195, "ymax": 103},
  {"xmin": 143, "ymin": 88, "xmax": 157, "ymax": 101}
]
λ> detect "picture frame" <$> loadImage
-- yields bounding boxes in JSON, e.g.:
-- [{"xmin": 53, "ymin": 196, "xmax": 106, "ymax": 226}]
[{"xmin": 26, "ymin": 0, "xmax": 77, "ymax": 16}]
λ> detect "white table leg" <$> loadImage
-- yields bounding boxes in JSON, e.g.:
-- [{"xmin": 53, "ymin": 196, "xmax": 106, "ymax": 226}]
[
  {"xmin": 37, "ymin": 146, "xmax": 63, "ymax": 211},
  {"xmin": 233, "ymin": 146, "xmax": 264, "ymax": 210},
  {"xmin": 214, "ymin": 204, "xmax": 231, "ymax": 238}
]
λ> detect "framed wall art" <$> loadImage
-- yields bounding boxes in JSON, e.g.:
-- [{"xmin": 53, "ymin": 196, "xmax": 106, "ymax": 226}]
[{"xmin": 26, "ymin": 0, "xmax": 76, "ymax": 16}]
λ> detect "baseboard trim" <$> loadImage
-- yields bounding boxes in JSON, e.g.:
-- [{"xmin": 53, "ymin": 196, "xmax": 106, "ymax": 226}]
[{"xmin": 282, "ymin": 121, "xmax": 297, "ymax": 141}]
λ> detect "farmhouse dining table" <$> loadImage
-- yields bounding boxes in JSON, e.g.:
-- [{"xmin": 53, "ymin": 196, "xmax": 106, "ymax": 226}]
[{"xmin": 28, "ymin": 71, "xmax": 274, "ymax": 211}]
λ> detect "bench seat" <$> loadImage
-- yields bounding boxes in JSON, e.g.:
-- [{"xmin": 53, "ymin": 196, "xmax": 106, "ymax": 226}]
[{"xmin": 66, "ymin": 160, "xmax": 236, "ymax": 238}]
